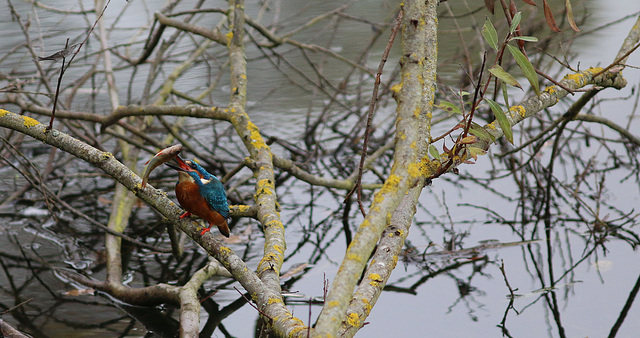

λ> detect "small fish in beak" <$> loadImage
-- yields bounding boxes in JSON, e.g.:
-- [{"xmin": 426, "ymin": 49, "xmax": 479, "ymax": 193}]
[{"xmin": 140, "ymin": 144, "xmax": 183, "ymax": 188}]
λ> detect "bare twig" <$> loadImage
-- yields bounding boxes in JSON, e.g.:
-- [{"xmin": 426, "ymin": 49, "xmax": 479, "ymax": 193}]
[{"xmin": 345, "ymin": 8, "xmax": 404, "ymax": 216}]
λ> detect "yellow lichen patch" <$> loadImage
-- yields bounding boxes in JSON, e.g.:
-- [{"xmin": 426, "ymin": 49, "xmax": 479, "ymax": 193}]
[
  {"xmin": 258, "ymin": 254, "xmax": 280, "ymax": 274},
  {"xmin": 377, "ymin": 174, "xmax": 402, "ymax": 199},
  {"xmin": 420, "ymin": 157, "xmax": 439, "ymax": 176},
  {"xmin": 273, "ymin": 244, "xmax": 284, "ymax": 255},
  {"xmin": 486, "ymin": 121, "xmax": 497, "ymax": 130},
  {"xmin": 544, "ymin": 86, "xmax": 557, "ymax": 95},
  {"xmin": 391, "ymin": 83, "xmax": 402, "ymax": 95},
  {"xmin": 510, "ymin": 105, "xmax": 526, "ymax": 118},
  {"xmin": 226, "ymin": 31, "xmax": 233, "ymax": 45},
  {"xmin": 246, "ymin": 121, "xmax": 268, "ymax": 150},
  {"xmin": 290, "ymin": 316, "xmax": 306, "ymax": 325},
  {"xmin": 567, "ymin": 68, "xmax": 605, "ymax": 86},
  {"xmin": 328, "ymin": 300, "xmax": 340, "ymax": 307},
  {"xmin": 369, "ymin": 273, "xmax": 382, "ymax": 286},
  {"xmin": 256, "ymin": 178, "xmax": 274, "ymax": 195},
  {"xmin": 347, "ymin": 253, "xmax": 362, "ymax": 263},
  {"xmin": 373, "ymin": 193, "xmax": 384, "ymax": 205},
  {"xmin": 408, "ymin": 162, "xmax": 422, "ymax": 179},
  {"xmin": 564, "ymin": 72, "xmax": 586, "ymax": 84},
  {"xmin": 219, "ymin": 246, "xmax": 232, "ymax": 254},
  {"xmin": 362, "ymin": 298, "xmax": 372, "ymax": 313},
  {"xmin": 386, "ymin": 174, "xmax": 401, "ymax": 187},
  {"xmin": 0, "ymin": 109, "xmax": 10, "ymax": 116},
  {"xmin": 236, "ymin": 205, "xmax": 252, "ymax": 212},
  {"xmin": 586, "ymin": 67, "xmax": 604, "ymax": 75},
  {"xmin": 392, "ymin": 255, "xmax": 398, "ymax": 266},
  {"xmin": 346, "ymin": 312, "xmax": 361, "ymax": 327},
  {"xmin": 414, "ymin": 107, "xmax": 421, "ymax": 118},
  {"xmin": 290, "ymin": 326, "xmax": 307, "ymax": 335},
  {"xmin": 267, "ymin": 298, "xmax": 283, "ymax": 305},
  {"xmin": 22, "ymin": 115, "xmax": 40, "ymax": 128}
]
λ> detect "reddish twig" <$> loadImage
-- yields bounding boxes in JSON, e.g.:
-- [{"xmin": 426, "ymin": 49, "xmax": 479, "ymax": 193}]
[
  {"xmin": 593, "ymin": 42, "xmax": 640, "ymax": 77},
  {"xmin": 232, "ymin": 286, "xmax": 274, "ymax": 322},
  {"xmin": 344, "ymin": 7, "xmax": 404, "ymax": 216}
]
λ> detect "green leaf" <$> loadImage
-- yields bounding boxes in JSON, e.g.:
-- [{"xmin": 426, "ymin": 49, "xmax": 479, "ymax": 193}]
[
  {"xmin": 485, "ymin": 98, "xmax": 513, "ymax": 144},
  {"xmin": 429, "ymin": 144, "xmax": 441, "ymax": 161},
  {"xmin": 436, "ymin": 100, "xmax": 462, "ymax": 115},
  {"xmin": 467, "ymin": 146, "xmax": 487, "ymax": 160},
  {"xmin": 511, "ymin": 36, "xmax": 539, "ymax": 42},
  {"xmin": 482, "ymin": 18, "xmax": 499, "ymax": 51},
  {"xmin": 501, "ymin": 82, "xmax": 510, "ymax": 111},
  {"xmin": 469, "ymin": 122, "xmax": 495, "ymax": 143},
  {"xmin": 510, "ymin": 12, "xmax": 522, "ymax": 34},
  {"xmin": 507, "ymin": 44, "xmax": 540, "ymax": 95},
  {"xmin": 488, "ymin": 65, "xmax": 522, "ymax": 90}
]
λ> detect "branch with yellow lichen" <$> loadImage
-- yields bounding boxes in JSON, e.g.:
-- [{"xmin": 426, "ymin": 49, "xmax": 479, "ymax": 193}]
[
  {"xmin": 428, "ymin": 14, "xmax": 640, "ymax": 178},
  {"xmin": 0, "ymin": 108, "xmax": 306, "ymax": 335},
  {"xmin": 340, "ymin": 183, "xmax": 423, "ymax": 337},
  {"xmin": 223, "ymin": 1, "xmax": 311, "ymax": 336},
  {"xmin": 426, "ymin": 67, "xmax": 628, "ymax": 180},
  {"xmin": 337, "ymin": 14, "xmax": 640, "ymax": 337},
  {"xmin": 314, "ymin": 1, "xmax": 437, "ymax": 336}
]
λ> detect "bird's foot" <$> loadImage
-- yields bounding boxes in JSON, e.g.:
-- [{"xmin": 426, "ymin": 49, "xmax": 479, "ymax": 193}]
[
  {"xmin": 200, "ymin": 226, "xmax": 211, "ymax": 235},
  {"xmin": 179, "ymin": 212, "xmax": 192, "ymax": 219}
]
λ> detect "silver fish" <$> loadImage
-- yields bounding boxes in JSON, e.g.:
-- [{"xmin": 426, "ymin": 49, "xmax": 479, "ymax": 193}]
[{"xmin": 141, "ymin": 144, "xmax": 183, "ymax": 188}]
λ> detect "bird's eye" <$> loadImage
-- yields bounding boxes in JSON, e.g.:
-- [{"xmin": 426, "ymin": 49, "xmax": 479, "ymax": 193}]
[{"xmin": 187, "ymin": 161, "xmax": 197, "ymax": 169}]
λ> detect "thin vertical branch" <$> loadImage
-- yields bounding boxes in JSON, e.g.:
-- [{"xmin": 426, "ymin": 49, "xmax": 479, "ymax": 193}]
[{"xmin": 345, "ymin": 8, "xmax": 404, "ymax": 216}]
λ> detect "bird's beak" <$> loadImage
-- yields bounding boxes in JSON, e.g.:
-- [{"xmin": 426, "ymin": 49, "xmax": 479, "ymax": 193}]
[{"xmin": 165, "ymin": 155, "xmax": 193, "ymax": 172}]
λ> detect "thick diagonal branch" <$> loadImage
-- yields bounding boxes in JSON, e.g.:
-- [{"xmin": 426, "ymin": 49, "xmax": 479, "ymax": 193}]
[{"xmin": 313, "ymin": 0, "xmax": 437, "ymax": 336}]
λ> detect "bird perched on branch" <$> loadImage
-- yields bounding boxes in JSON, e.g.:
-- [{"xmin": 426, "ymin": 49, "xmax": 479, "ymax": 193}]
[{"xmin": 165, "ymin": 156, "xmax": 230, "ymax": 237}]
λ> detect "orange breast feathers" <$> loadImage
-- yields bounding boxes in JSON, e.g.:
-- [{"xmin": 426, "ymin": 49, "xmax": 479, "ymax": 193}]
[{"xmin": 175, "ymin": 180, "xmax": 229, "ymax": 236}]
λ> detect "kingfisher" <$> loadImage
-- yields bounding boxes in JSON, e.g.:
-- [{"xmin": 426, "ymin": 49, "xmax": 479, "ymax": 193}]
[{"xmin": 165, "ymin": 156, "xmax": 230, "ymax": 237}]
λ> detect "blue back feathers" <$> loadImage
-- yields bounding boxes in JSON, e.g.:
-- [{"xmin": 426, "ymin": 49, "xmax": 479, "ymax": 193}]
[{"xmin": 187, "ymin": 161, "xmax": 230, "ymax": 219}]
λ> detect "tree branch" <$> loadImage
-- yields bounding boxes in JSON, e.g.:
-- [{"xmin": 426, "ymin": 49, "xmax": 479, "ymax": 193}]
[{"xmin": 314, "ymin": 0, "xmax": 437, "ymax": 335}]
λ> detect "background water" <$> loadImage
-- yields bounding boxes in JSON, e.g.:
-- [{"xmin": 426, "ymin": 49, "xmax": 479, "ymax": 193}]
[{"xmin": 1, "ymin": 0, "xmax": 640, "ymax": 337}]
